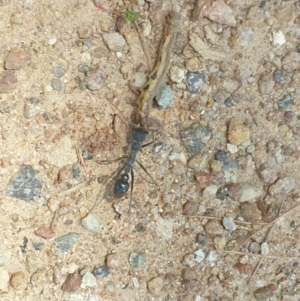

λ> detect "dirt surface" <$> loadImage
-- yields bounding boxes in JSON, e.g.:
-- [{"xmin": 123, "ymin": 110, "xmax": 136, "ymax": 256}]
[{"xmin": 0, "ymin": 0, "xmax": 300, "ymax": 300}]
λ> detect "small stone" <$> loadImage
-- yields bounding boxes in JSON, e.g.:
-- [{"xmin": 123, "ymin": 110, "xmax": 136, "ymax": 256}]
[
  {"xmin": 48, "ymin": 38, "xmax": 57, "ymax": 45},
  {"xmin": 213, "ymin": 236, "xmax": 226, "ymax": 250},
  {"xmin": 102, "ymin": 32, "xmax": 126, "ymax": 52},
  {"xmin": 4, "ymin": 48, "xmax": 31, "ymax": 70},
  {"xmin": 215, "ymin": 150, "xmax": 228, "ymax": 162},
  {"xmin": 194, "ymin": 173, "xmax": 213, "ymax": 188},
  {"xmin": 10, "ymin": 272, "xmax": 27, "ymax": 291},
  {"xmin": 273, "ymin": 69, "xmax": 285, "ymax": 83},
  {"xmin": 106, "ymin": 254, "xmax": 119, "ymax": 269},
  {"xmin": 282, "ymin": 51, "xmax": 300, "ymax": 72},
  {"xmin": 93, "ymin": 266, "xmax": 110, "ymax": 278},
  {"xmin": 81, "ymin": 213, "xmax": 102, "ymax": 233},
  {"xmin": 182, "ymin": 253, "xmax": 196, "ymax": 268},
  {"xmin": 77, "ymin": 27, "xmax": 91, "ymax": 39},
  {"xmin": 258, "ymin": 164, "xmax": 277, "ymax": 184},
  {"xmin": 278, "ymin": 95, "xmax": 293, "ymax": 109},
  {"xmin": 180, "ymin": 124, "xmax": 212, "ymax": 155},
  {"xmin": 0, "ymin": 70, "xmax": 18, "ymax": 93},
  {"xmin": 55, "ymin": 232, "xmax": 80, "ymax": 252},
  {"xmin": 182, "ymin": 268, "xmax": 197, "ymax": 280},
  {"xmin": 35, "ymin": 226, "xmax": 55, "ymax": 239},
  {"xmin": 239, "ymin": 183, "xmax": 263, "ymax": 202},
  {"xmin": 249, "ymin": 241, "xmax": 261, "ymax": 253},
  {"xmin": 5, "ymin": 165, "xmax": 43, "ymax": 204},
  {"xmin": 0, "ymin": 268, "xmax": 9, "ymax": 292},
  {"xmin": 214, "ymin": 89, "xmax": 230, "ymax": 103},
  {"xmin": 202, "ymin": 184, "xmax": 218, "ymax": 198},
  {"xmin": 228, "ymin": 118, "xmax": 250, "ymax": 145},
  {"xmin": 0, "ymin": 247, "xmax": 11, "ymax": 266},
  {"xmin": 25, "ymin": 256, "xmax": 39, "ymax": 274},
  {"xmin": 116, "ymin": 16, "xmax": 131, "ymax": 35},
  {"xmin": 254, "ymin": 287, "xmax": 273, "ymax": 300},
  {"xmin": 58, "ymin": 165, "xmax": 73, "ymax": 183},
  {"xmin": 61, "ymin": 272, "xmax": 81, "ymax": 293},
  {"xmin": 224, "ymin": 97, "xmax": 233, "ymax": 107},
  {"xmin": 156, "ymin": 85, "xmax": 174, "ymax": 109},
  {"xmin": 81, "ymin": 272, "xmax": 97, "ymax": 288},
  {"xmin": 105, "ymin": 281, "xmax": 115, "ymax": 294},
  {"xmin": 78, "ymin": 63, "xmax": 90, "ymax": 74},
  {"xmin": 186, "ymin": 72, "xmax": 206, "ymax": 94},
  {"xmin": 261, "ymin": 242, "xmax": 269, "ymax": 256},
  {"xmin": 172, "ymin": 161, "xmax": 185, "ymax": 175},
  {"xmin": 170, "ymin": 66, "xmax": 185, "ymax": 83},
  {"xmin": 273, "ymin": 30, "xmax": 285, "ymax": 45},
  {"xmin": 269, "ymin": 177, "xmax": 295, "ymax": 196},
  {"xmin": 227, "ymin": 143, "xmax": 238, "ymax": 154},
  {"xmin": 183, "ymin": 279, "xmax": 202, "ymax": 293},
  {"xmin": 216, "ymin": 185, "xmax": 229, "ymax": 200},
  {"xmin": 86, "ymin": 68, "xmax": 105, "ymax": 91},
  {"xmin": 51, "ymin": 78, "xmax": 62, "ymax": 91},
  {"xmin": 23, "ymin": 103, "xmax": 41, "ymax": 119},
  {"xmin": 204, "ymin": 220, "xmax": 223, "ymax": 235},
  {"xmin": 240, "ymin": 202, "xmax": 262, "ymax": 222},
  {"xmin": 234, "ymin": 263, "xmax": 252, "ymax": 275},
  {"xmin": 222, "ymin": 217, "xmax": 237, "ymax": 231},
  {"xmin": 52, "ymin": 66, "xmax": 66, "ymax": 78},
  {"xmin": 226, "ymin": 183, "xmax": 242, "ymax": 201},
  {"xmin": 147, "ymin": 276, "xmax": 164, "ymax": 295},
  {"xmin": 182, "ymin": 201, "xmax": 199, "ymax": 215},
  {"xmin": 185, "ymin": 57, "xmax": 199, "ymax": 72},
  {"xmin": 194, "ymin": 249, "xmax": 206, "ymax": 263},
  {"xmin": 129, "ymin": 252, "xmax": 146, "ymax": 268}
]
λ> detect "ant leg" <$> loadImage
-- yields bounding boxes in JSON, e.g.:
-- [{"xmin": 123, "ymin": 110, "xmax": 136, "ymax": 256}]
[
  {"xmin": 128, "ymin": 169, "xmax": 134, "ymax": 213},
  {"xmin": 97, "ymin": 156, "xmax": 126, "ymax": 164},
  {"xmin": 136, "ymin": 159, "xmax": 157, "ymax": 185}
]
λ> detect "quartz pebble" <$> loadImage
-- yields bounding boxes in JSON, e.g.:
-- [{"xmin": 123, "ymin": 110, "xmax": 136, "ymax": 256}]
[
  {"xmin": 222, "ymin": 216, "xmax": 237, "ymax": 231},
  {"xmin": 81, "ymin": 272, "xmax": 97, "ymax": 288},
  {"xmin": 239, "ymin": 183, "xmax": 263, "ymax": 202},
  {"xmin": 170, "ymin": 66, "xmax": 185, "ymax": 83},
  {"xmin": 156, "ymin": 85, "xmax": 174, "ymax": 108},
  {"xmin": 81, "ymin": 213, "xmax": 102, "ymax": 233}
]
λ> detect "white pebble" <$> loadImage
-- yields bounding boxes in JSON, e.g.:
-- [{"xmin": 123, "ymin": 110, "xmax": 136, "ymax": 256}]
[
  {"xmin": 48, "ymin": 37, "xmax": 57, "ymax": 45},
  {"xmin": 194, "ymin": 249, "xmax": 205, "ymax": 263},
  {"xmin": 261, "ymin": 242, "xmax": 269, "ymax": 256},
  {"xmin": 116, "ymin": 51, "xmax": 122, "ymax": 58},
  {"xmin": 227, "ymin": 143, "xmax": 238, "ymax": 154},
  {"xmin": 273, "ymin": 30, "xmax": 285, "ymax": 45}
]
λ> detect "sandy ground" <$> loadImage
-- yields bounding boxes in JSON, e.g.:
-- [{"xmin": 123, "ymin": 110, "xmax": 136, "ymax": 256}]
[{"xmin": 0, "ymin": 0, "xmax": 300, "ymax": 300}]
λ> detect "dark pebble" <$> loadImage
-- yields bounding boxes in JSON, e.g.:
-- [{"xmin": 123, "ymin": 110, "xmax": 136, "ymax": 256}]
[
  {"xmin": 28, "ymin": 97, "xmax": 39, "ymax": 104},
  {"xmin": 222, "ymin": 159, "xmax": 239, "ymax": 170},
  {"xmin": 278, "ymin": 95, "xmax": 293, "ymax": 109},
  {"xmin": 180, "ymin": 124, "xmax": 212, "ymax": 155},
  {"xmin": 5, "ymin": 165, "xmax": 43, "ymax": 203},
  {"xmin": 61, "ymin": 272, "xmax": 81, "ymax": 293},
  {"xmin": 82, "ymin": 148, "xmax": 93, "ymax": 160},
  {"xmin": 215, "ymin": 150, "xmax": 228, "ymax": 162},
  {"xmin": 136, "ymin": 223, "xmax": 146, "ymax": 232},
  {"xmin": 93, "ymin": 266, "xmax": 110, "ymax": 278},
  {"xmin": 129, "ymin": 252, "xmax": 146, "ymax": 268},
  {"xmin": 186, "ymin": 72, "xmax": 206, "ymax": 94},
  {"xmin": 55, "ymin": 232, "xmax": 80, "ymax": 252},
  {"xmin": 182, "ymin": 201, "xmax": 199, "ymax": 215},
  {"xmin": 226, "ymin": 183, "xmax": 242, "ymax": 200},
  {"xmin": 78, "ymin": 63, "xmax": 91, "ymax": 74},
  {"xmin": 273, "ymin": 69, "xmax": 285, "ymax": 83},
  {"xmin": 224, "ymin": 97, "xmax": 234, "ymax": 107},
  {"xmin": 216, "ymin": 185, "xmax": 229, "ymax": 200},
  {"xmin": 72, "ymin": 164, "xmax": 81, "ymax": 178},
  {"xmin": 196, "ymin": 231, "xmax": 209, "ymax": 253},
  {"xmin": 51, "ymin": 78, "xmax": 62, "ymax": 91},
  {"xmin": 214, "ymin": 89, "xmax": 230, "ymax": 103}
]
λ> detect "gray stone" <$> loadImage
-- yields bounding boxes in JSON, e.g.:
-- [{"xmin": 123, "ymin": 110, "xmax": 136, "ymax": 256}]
[
  {"xmin": 186, "ymin": 72, "xmax": 206, "ymax": 94},
  {"xmin": 55, "ymin": 232, "xmax": 80, "ymax": 252},
  {"xmin": 102, "ymin": 32, "xmax": 125, "ymax": 52},
  {"xmin": 129, "ymin": 252, "xmax": 146, "ymax": 268},
  {"xmin": 273, "ymin": 69, "xmax": 285, "ymax": 83},
  {"xmin": 52, "ymin": 66, "xmax": 66, "ymax": 78},
  {"xmin": 269, "ymin": 177, "xmax": 295, "ymax": 196},
  {"xmin": 239, "ymin": 183, "xmax": 263, "ymax": 202},
  {"xmin": 51, "ymin": 78, "xmax": 62, "ymax": 91},
  {"xmin": 93, "ymin": 266, "xmax": 110, "ymax": 278},
  {"xmin": 81, "ymin": 213, "xmax": 102, "ymax": 233},
  {"xmin": 5, "ymin": 165, "xmax": 43, "ymax": 204},
  {"xmin": 156, "ymin": 85, "xmax": 174, "ymax": 109},
  {"xmin": 23, "ymin": 103, "xmax": 40, "ymax": 119},
  {"xmin": 278, "ymin": 95, "xmax": 293, "ymax": 109},
  {"xmin": 222, "ymin": 217, "xmax": 237, "ymax": 231},
  {"xmin": 86, "ymin": 68, "xmax": 105, "ymax": 91}
]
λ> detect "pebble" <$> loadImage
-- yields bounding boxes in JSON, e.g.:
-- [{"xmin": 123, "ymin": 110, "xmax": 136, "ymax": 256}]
[
  {"xmin": 234, "ymin": 263, "xmax": 252, "ymax": 275},
  {"xmin": 25, "ymin": 256, "xmax": 39, "ymax": 274},
  {"xmin": 215, "ymin": 150, "xmax": 227, "ymax": 162},
  {"xmin": 147, "ymin": 276, "xmax": 164, "ymax": 295},
  {"xmin": 78, "ymin": 63, "xmax": 90, "ymax": 74},
  {"xmin": 201, "ymin": 0, "xmax": 236, "ymax": 27},
  {"xmin": 228, "ymin": 118, "xmax": 250, "ymax": 145},
  {"xmin": 102, "ymin": 32, "xmax": 126, "ymax": 52},
  {"xmin": 186, "ymin": 72, "xmax": 206, "ymax": 94},
  {"xmin": 180, "ymin": 124, "xmax": 212, "ymax": 155},
  {"xmin": 249, "ymin": 241, "xmax": 261, "ymax": 253},
  {"xmin": 4, "ymin": 47, "xmax": 31, "ymax": 70},
  {"xmin": 213, "ymin": 235, "xmax": 226, "ymax": 250},
  {"xmin": 48, "ymin": 37, "xmax": 57, "ymax": 45},
  {"xmin": 10, "ymin": 272, "xmax": 27, "ymax": 291},
  {"xmin": 227, "ymin": 143, "xmax": 238, "ymax": 154},
  {"xmin": 182, "ymin": 253, "xmax": 196, "ymax": 268},
  {"xmin": 51, "ymin": 78, "xmax": 62, "ymax": 91},
  {"xmin": 278, "ymin": 95, "xmax": 293, "ymax": 109},
  {"xmin": 185, "ymin": 57, "xmax": 199, "ymax": 72},
  {"xmin": 86, "ymin": 68, "xmax": 105, "ymax": 91},
  {"xmin": 156, "ymin": 85, "xmax": 174, "ymax": 108},
  {"xmin": 240, "ymin": 202, "xmax": 262, "ymax": 222},
  {"xmin": 23, "ymin": 103, "xmax": 41, "ymax": 119},
  {"xmin": 183, "ymin": 279, "xmax": 202, "ymax": 293},
  {"xmin": 196, "ymin": 232, "xmax": 209, "ymax": 252},
  {"xmin": 0, "ymin": 70, "xmax": 18, "ymax": 93},
  {"xmin": 81, "ymin": 213, "xmax": 102, "ymax": 233},
  {"xmin": 170, "ymin": 66, "xmax": 185, "ymax": 83},
  {"xmin": 181, "ymin": 268, "xmax": 197, "ymax": 280},
  {"xmin": 47, "ymin": 136, "xmax": 78, "ymax": 168},
  {"xmin": 226, "ymin": 183, "xmax": 242, "ymax": 200},
  {"xmin": 204, "ymin": 220, "xmax": 223, "ymax": 235},
  {"xmin": 129, "ymin": 252, "xmax": 146, "ymax": 268},
  {"xmin": 269, "ymin": 177, "xmax": 295, "ymax": 196},
  {"xmin": 273, "ymin": 69, "xmax": 285, "ymax": 83},
  {"xmin": 261, "ymin": 242, "xmax": 269, "ymax": 256},
  {"xmin": 93, "ymin": 266, "xmax": 110, "ymax": 278},
  {"xmin": 202, "ymin": 184, "xmax": 218, "ymax": 198},
  {"xmin": 214, "ymin": 89, "xmax": 230, "ymax": 103},
  {"xmin": 254, "ymin": 287, "xmax": 273, "ymax": 300},
  {"xmin": 273, "ymin": 30, "xmax": 285, "ymax": 45},
  {"xmin": 239, "ymin": 183, "xmax": 263, "ymax": 202},
  {"xmin": 35, "ymin": 226, "xmax": 55, "ymax": 239},
  {"xmin": 0, "ymin": 247, "xmax": 10, "ymax": 266},
  {"xmin": 0, "ymin": 267, "xmax": 9, "ymax": 292},
  {"xmin": 5, "ymin": 165, "xmax": 43, "ymax": 203},
  {"xmin": 258, "ymin": 164, "xmax": 277, "ymax": 184},
  {"xmin": 55, "ymin": 232, "xmax": 80, "ymax": 252},
  {"xmin": 52, "ymin": 66, "xmax": 66, "ymax": 78},
  {"xmin": 61, "ymin": 272, "xmax": 81, "ymax": 293},
  {"xmin": 216, "ymin": 185, "xmax": 229, "ymax": 200},
  {"xmin": 77, "ymin": 27, "xmax": 91, "ymax": 39},
  {"xmin": 224, "ymin": 97, "xmax": 234, "ymax": 107},
  {"xmin": 282, "ymin": 51, "xmax": 300, "ymax": 72},
  {"xmin": 58, "ymin": 165, "xmax": 73, "ymax": 183},
  {"xmin": 182, "ymin": 201, "xmax": 199, "ymax": 215},
  {"xmin": 222, "ymin": 217, "xmax": 237, "ymax": 231},
  {"xmin": 194, "ymin": 173, "xmax": 213, "ymax": 188},
  {"xmin": 81, "ymin": 272, "xmax": 97, "ymax": 288},
  {"xmin": 194, "ymin": 249, "xmax": 206, "ymax": 263},
  {"xmin": 172, "ymin": 161, "xmax": 185, "ymax": 175},
  {"xmin": 106, "ymin": 254, "xmax": 119, "ymax": 269}
]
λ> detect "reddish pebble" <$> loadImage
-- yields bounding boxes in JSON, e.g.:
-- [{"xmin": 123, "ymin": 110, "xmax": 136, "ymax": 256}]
[
  {"xmin": 194, "ymin": 173, "xmax": 213, "ymax": 188},
  {"xmin": 182, "ymin": 201, "xmax": 199, "ymax": 216},
  {"xmin": 183, "ymin": 279, "xmax": 202, "ymax": 292},
  {"xmin": 234, "ymin": 263, "xmax": 252, "ymax": 275},
  {"xmin": 35, "ymin": 226, "xmax": 55, "ymax": 239},
  {"xmin": 0, "ymin": 71, "xmax": 18, "ymax": 93},
  {"xmin": 4, "ymin": 48, "xmax": 31, "ymax": 70},
  {"xmin": 61, "ymin": 272, "xmax": 81, "ymax": 293}
]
